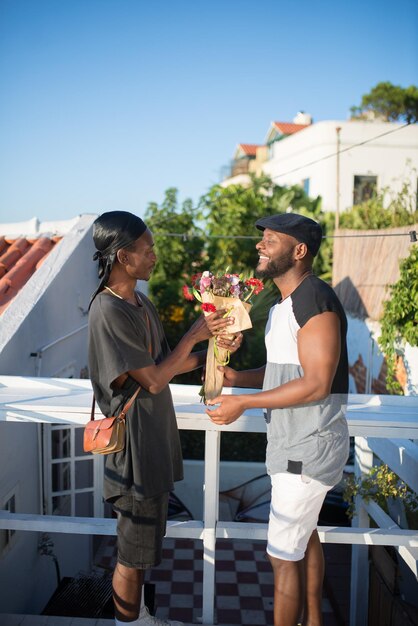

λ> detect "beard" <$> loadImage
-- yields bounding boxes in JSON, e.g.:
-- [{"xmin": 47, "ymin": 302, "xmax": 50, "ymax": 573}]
[{"xmin": 256, "ymin": 249, "xmax": 294, "ymax": 279}]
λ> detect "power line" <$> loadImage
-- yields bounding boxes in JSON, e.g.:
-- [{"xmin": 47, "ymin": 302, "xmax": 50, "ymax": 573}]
[
  {"xmin": 268, "ymin": 123, "xmax": 411, "ymax": 183},
  {"xmin": 149, "ymin": 121, "xmax": 413, "ymax": 228},
  {"xmin": 155, "ymin": 229, "xmax": 418, "ymax": 242},
  {"xmin": 327, "ymin": 231, "xmax": 417, "ymax": 241}
]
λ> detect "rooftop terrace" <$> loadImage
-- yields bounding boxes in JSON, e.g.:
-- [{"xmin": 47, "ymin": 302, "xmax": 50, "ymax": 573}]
[{"xmin": 0, "ymin": 377, "xmax": 417, "ymax": 626}]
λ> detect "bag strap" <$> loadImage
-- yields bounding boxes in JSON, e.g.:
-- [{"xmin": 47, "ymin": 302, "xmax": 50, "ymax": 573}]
[
  {"xmin": 90, "ymin": 304, "xmax": 153, "ymax": 422},
  {"xmin": 117, "ymin": 385, "xmax": 142, "ymax": 420}
]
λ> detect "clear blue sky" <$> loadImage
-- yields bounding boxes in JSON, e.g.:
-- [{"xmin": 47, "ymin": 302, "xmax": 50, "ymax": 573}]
[{"xmin": 0, "ymin": 0, "xmax": 417, "ymax": 223}]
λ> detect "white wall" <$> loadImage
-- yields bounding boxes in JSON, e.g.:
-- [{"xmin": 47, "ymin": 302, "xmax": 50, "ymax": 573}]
[
  {"xmin": 347, "ymin": 314, "xmax": 418, "ymax": 396},
  {"xmin": 262, "ymin": 121, "xmax": 418, "ymax": 213},
  {"xmin": 220, "ymin": 173, "xmax": 251, "ymax": 188},
  {"xmin": 0, "ymin": 423, "xmax": 46, "ymax": 613},
  {"xmin": 403, "ymin": 343, "xmax": 418, "ymax": 396},
  {"xmin": 0, "ymin": 422, "xmax": 94, "ymax": 615},
  {"xmin": 0, "ymin": 215, "xmax": 98, "ymax": 615},
  {"xmin": 0, "ymin": 215, "xmax": 97, "ymax": 377}
]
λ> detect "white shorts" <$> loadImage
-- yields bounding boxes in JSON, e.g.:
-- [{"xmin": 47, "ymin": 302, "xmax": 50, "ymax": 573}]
[{"xmin": 267, "ymin": 472, "xmax": 332, "ymax": 562}]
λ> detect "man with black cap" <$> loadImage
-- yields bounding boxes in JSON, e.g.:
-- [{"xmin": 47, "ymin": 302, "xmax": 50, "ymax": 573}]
[
  {"xmin": 88, "ymin": 211, "xmax": 238, "ymax": 626},
  {"xmin": 207, "ymin": 212, "xmax": 349, "ymax": 626}
]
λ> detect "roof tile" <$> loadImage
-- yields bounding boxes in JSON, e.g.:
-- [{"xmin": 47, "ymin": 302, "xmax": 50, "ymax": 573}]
[
  {"xmin": 273, "ymin": 122, "xmax": 308, "ymax": 135},
  {"xmin": 238, "ymin": 144, "xmax": 263, "ymax": 156},
  {"xmin": 0, "ymin": 238, "xmax": 30, "ymax": 271},
  {"xmin": 0, "ymin": 287, "xmax": 19, "ymax": 315},
  {"xmin": 0, "ymin": 236, "xmax": 59, "ymax": 314},
  {"xmin": 0, "ymin": 237, "xmax": 7, "ymax": 255}
]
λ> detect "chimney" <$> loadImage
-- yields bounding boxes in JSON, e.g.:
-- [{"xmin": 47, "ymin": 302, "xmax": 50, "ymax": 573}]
[{"xmin": 293, "ymin": 111, "xmax": 312, "ymax": 125}]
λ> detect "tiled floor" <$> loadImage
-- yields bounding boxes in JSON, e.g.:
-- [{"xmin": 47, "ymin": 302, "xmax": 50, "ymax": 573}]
[
  {"xmin": 1, "ymin": 537, "xmax": 348, "ymax": 626},
  {"xmin": 0, "ymin": 617, "xmax": 112, "ymax": 625},
  {"xmin": 94, "ymin": 536, "xmax": 343, "ymax": 625}
]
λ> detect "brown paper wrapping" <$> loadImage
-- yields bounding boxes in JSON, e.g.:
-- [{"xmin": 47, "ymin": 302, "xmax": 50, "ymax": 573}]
[{"xmin": 202, "ymin": 293, "xmax": 252, "ymax": 402}]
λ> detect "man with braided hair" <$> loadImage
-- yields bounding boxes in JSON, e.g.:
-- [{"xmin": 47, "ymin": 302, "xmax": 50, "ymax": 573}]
[{"xmin": 88, "ymin": 211, "xmax": 239, "ymax": 626}]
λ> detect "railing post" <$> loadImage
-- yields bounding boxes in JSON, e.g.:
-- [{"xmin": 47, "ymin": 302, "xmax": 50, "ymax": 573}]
[
  {"xmin": 201, "ymin": 429, "xmax": 220, "ymax": 625},
  {"xmin": 350, "ymin": 436, "xmax": 373, "ymax": 626},
  {"xmin": 94, "ymin": 455, "xmax": 104, "ymax": 517}
]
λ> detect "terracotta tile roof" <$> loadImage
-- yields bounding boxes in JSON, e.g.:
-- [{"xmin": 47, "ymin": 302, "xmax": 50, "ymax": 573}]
[
  {"xmin": 272, "ymin": 122, "xmax": 309, "ymax": 135},
  {"xmin": 0, "ymin": 236, "xmax": 60, "ymax": 315},
  {"xmin": 237, "ymin": 143, "xmax": 263, "ymax": 156}
]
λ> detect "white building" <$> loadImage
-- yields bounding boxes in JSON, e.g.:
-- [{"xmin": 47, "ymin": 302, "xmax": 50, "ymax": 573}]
[
  {"xmin": 0, "ymin": 214, "xmax": 98, "ymax": 377},
  {"xmin": 223, "ymin": 115, "xmax": 418, "ymax": 214},
  {"xmin": 0, "ymin": 214, "xmax": 99, "ymax": 615}
]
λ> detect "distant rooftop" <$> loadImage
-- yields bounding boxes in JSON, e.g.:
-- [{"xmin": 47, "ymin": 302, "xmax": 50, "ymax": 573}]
[
  {"xmin": 0, "ymin": 216, "xmax": 82, "ymax": 238},
  {"xmin": 236, "ymin": 143, "xmax": 263, "ymax": 157},
  {"xmin": 0, "ymin": 216, "xmax": 84, "ymax": 315},
  {"xmin": 271, "ymin": 121, "xmax": 309, "ymax": 135}
]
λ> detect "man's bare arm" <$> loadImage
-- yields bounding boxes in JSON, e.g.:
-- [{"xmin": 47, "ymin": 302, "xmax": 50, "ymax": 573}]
[
  {"xmin": 207, "ymin": 311, "xmax": 341, "ymax": 424},
  {"xmin": 221, "ymin": 365, "xmax": 266, "ymax": 389}
]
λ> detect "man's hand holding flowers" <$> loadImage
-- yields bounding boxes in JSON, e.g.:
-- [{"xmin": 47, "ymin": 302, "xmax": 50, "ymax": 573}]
[{"xmin": 206, "ymin": 393, "xmax": 246, "ymax": 425}]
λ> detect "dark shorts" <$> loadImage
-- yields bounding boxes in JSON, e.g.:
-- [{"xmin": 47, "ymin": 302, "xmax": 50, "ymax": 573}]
[{"xmin": 111, "ymin": 492, "xmax": 169, "ymax": 569}]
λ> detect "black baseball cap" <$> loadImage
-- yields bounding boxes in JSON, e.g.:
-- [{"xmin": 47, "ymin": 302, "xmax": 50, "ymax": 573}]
[{"xmin": 255, "ymin": 213, "xmax": 323, "ymax": 257}]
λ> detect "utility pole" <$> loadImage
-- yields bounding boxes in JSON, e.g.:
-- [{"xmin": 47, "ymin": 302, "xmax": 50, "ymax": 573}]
[{"xmin": 335, "ymin": 126, "xmax": 341, "ymax": 230}]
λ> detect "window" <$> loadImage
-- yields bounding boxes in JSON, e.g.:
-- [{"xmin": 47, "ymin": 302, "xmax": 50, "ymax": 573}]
[
  {"xmin": 416, "ymin": 178, "xmax": 418, "ymax": 209},
  {"xmin": 353, "ymin": 175, "xmax": 377, "ymax": 205},
  {"xmin": 267, "ymin": 140, "xmax": 276, "ymax": 159},
  {"xmin": 0, "ymin": 491, "xmax": 16, "ymax": 554},
  {"xmin": 52, "ymin": 428, "xmax": 71, "ymax": 459},
  {"xmin": 44, "ymin": 425, "xmax": 99, "ymax": 517}
]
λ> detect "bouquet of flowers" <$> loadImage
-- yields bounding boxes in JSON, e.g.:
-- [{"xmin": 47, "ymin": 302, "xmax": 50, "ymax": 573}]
[{"xmin": 183, "ymin": 271, "xmax": 264, "ymax": 402}]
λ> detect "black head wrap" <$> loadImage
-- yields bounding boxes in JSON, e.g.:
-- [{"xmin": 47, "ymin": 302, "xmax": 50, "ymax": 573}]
[{"xmin": 89, "ymin": 211, "xmax": 147, "ymax": 307}]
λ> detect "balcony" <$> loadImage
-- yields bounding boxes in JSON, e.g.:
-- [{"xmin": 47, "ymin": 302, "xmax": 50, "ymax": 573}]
[
  {"xmin": 230, "ymin": 160, "xmax": 251, "ymax": 178},
  {"xmin": 0, "ymin": 376, "xmax": 417, "ymax": 625}
]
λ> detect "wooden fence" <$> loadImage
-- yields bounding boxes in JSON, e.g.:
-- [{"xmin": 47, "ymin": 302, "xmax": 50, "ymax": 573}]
[{"xmin": 332, "ymin": 225, "xmax": 417, "ymax": 320}]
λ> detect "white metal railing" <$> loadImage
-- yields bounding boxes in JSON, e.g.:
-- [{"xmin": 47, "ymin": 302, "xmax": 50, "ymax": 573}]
[
  {"xmin": 0, "ymin": 376, "xmax": 417, "ymax": 625},
  {"xmin": 30, "ymin": 324, "xmax": 88, "ymax": 376},
  {"xmin": 349, "ymin": 435, "xmax": 418, "ymax": 626}
]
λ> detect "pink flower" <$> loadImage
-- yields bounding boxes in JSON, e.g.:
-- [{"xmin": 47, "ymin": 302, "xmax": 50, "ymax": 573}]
[{"xmin": 200, "ymin": 271, "xmax": 213, "ymax": 291}]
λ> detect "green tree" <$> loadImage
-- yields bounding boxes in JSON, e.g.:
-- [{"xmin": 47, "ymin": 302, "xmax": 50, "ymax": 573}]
[
  {"xmin": 144, "ymin": 188, "xmax": 206, "ymax": 365},
  {"xmin": 145, "ymin": 177, "xmax": 330, "ymax": 376},
  {"xmin": 200, "ymin": 174, "xmax": 329, "ymax": 279},
  {"xmin": 350, "ymin": 81, "xmax": 418, "ymax": 123},
  {"xmin": 199, "ymin": 175, "xmax": 330, "ymax": 369},
  {"xmin": 379, "ymin": 246, "xmax": 418, "ymax": 393}
]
